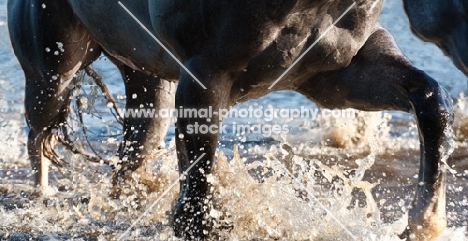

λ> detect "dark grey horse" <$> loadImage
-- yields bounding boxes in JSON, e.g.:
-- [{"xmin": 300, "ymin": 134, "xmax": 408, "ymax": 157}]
[
  {"xmin": 404, "ymin": 0, "xmax": 468, "ymax": 76},
  {"xmin": 8, "ymin": 0, "xmax": 453, "ymax": 240}
]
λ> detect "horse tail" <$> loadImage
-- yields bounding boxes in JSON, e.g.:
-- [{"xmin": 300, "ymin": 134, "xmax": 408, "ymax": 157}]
[{"xmin": 40, "ymin": 68, "xmax": 118, "ymax": 167}]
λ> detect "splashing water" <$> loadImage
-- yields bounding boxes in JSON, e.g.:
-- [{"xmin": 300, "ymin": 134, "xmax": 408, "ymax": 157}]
[
  {"xmin": 0, "ymin": 142, "xmax": 390, "ymax": 240},
  {"xmin": 209, "ymin": 144, "xmax": 389, "ymax": 240},
  {"xmin": 1, "ymin": 95, "xmax": 468, "ymax": 240}
]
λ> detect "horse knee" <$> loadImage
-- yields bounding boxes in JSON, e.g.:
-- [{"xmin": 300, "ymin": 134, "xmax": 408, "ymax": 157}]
[{"xmin": 409, "ymin": 74, "xmax": 453, "ymax": 140}]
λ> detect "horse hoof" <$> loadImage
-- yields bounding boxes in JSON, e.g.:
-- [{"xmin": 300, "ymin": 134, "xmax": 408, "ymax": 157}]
[
  {"xmin": 398, "ymin": 227, "xmax": 411, "ymax": 240},
  {"xmin": 172, "ymin": 195, "xmax": 209, "ymax": 239},
  {"xmin": 406, "ymin": 186, "xmax": 447, "ymax": 240},
  {"xmin": 403, "ymin": 227, "xmax": 446, "ymax": 241},
  {"xmin": 30, "ymin": 185, "xmax": 58, "ymax": 198},
  {"xmin": 399, "ymin": 222, "xmax": 446, "ymax": 241}
]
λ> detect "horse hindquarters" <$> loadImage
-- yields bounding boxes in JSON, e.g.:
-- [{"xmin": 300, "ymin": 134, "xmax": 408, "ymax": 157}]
[
  {"xmin": 7, "ymin": 0, "xmax": 101, "ymax": 188},
  {"xmin": 298, "ymin": 28, "xmax": 452, "ymax": 241}
]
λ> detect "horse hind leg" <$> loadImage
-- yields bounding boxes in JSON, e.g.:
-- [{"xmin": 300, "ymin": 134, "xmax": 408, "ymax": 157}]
[
  {"xmin": 8, "ymin": 0, "xmax": 102, "ymax": 191},
  {"xmin": 111, "ymin": 64, "xmax": 175, "ymax": 196},
  {"xmin": 22, "ymin": 71, "xmax": 72, "ymax": 192},
  {"xmin": 24, "ymin": 64, "xmax": 94, "ymax": 189},
  {"xmin": 297, "ymin": 28, "xmax": 452, "ymax": 241},
  {"xmin": 26, "ymin": 62, "xmax": 111, "ymax": 192},
  {"xmin": 27, "ymin": 94, "xmax": 73, "ymax": 189},
  {"xmin": 27, "ymin": 129, "xmax": 45, "ymax": 188}
]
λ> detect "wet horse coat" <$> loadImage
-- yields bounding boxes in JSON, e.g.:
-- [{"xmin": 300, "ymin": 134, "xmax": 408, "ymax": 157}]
[
  {"xmin": 8, "ymin": 0, "xmax": 453, "ymax": 240},
  {"xmin": 404, "ymin": 0, "xmax": 468, "ymax": 76}
]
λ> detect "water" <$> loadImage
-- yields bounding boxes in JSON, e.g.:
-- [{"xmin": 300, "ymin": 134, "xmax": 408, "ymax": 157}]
[{"xmin": 0, "ymin": 0, "xmax": 467, "ymax": 240}]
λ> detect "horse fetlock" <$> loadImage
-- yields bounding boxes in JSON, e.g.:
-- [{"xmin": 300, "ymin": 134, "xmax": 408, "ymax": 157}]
[
  {"xmin": 406, "ymin": 214, "xmax": 447, "ymax": 241},
  {"xmin": 173, "ymin": 189, "xmax": 212, "ymax": 239},
  {"xmin": 407, "ymin": 184, "xmax": 447, "ymax": 241},
  {"xmin": 110, "ymin": 160, "xmax": 155, "ymax": 199}
]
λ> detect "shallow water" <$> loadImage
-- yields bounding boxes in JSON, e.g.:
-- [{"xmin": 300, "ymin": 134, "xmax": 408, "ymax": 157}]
[{"xmin": 0, "ymin": 0, "xmax": 468, "ymax": 240}]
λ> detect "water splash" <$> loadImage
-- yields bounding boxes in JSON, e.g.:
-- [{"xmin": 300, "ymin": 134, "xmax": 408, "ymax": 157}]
[{"xmin": 1, "ymin": 117, "xmax": 467, "ymax": 240}]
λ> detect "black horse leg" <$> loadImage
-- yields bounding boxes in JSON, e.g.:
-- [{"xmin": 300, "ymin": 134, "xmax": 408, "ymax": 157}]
[
  {"xmin": 297, "ymin": 28, "xmax": 452, "ymax": 241},
  {"xmin": 172, "ymin": 57, "xmax": 231, "ymax": 239},
  {"xmin": 7, "ymin": 0, "xmax": 100, "ymax": 190},
  {"xmin": 112, "ymin": 65, "xmax": 175, "ymax": 191},
  {"xmin": 26, "ymin": 129, "xmax": 45, "ymax": 187}
]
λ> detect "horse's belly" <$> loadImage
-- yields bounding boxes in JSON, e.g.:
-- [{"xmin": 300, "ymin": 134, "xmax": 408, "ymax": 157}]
[
  {"xmin": 66, "ymin": 0, "xmax": 179, "ymax": 79},
  {"xmin": 65, "ymin": 0, "xmax": 383, "ymax": 82}
]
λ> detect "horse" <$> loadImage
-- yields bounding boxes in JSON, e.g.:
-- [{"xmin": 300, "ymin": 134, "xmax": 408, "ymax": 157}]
[
  {"xmin": 7, "ymin": 0, "xmax": 453, "ymax": 240},
  {"xmin": 404, "ymin": 0, "xmax": 468, "ymax": 76}
]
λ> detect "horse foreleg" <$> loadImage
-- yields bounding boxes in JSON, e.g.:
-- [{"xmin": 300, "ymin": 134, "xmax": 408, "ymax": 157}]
[
  {"xmin": 297, "ymin": 28, "xmax": 452, "ymax": 241},
  {"xmin": 405, "ymin": 81, "xmax": 451, "ymax": 240},
  {"xmin": 172, "ymin": 57, "xmax": 231, "ymax": 239}
]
